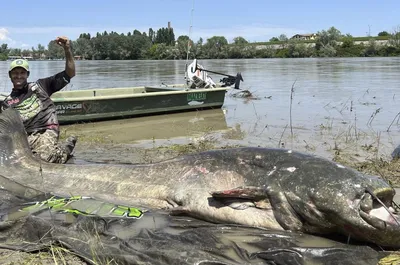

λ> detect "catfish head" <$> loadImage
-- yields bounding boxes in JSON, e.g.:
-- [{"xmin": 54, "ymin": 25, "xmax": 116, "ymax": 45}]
[
  {"xmin": 281, "ymin": 171, "xmax": 400, "ymax": 248},
  {"xmin": 212, "ymin": 148, "xmax": 400, "ymax": 248}
]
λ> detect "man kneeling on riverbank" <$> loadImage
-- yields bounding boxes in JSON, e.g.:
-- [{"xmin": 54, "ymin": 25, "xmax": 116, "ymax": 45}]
[{"xmin": 1, "ymin": 36, "xmax": 77, "ymax": 163}]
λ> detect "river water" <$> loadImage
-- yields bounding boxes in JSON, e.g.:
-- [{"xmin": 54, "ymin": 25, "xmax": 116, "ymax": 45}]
[{"xmin": 0, "ymin": 58, "xmax": 399, "ymax": 160}]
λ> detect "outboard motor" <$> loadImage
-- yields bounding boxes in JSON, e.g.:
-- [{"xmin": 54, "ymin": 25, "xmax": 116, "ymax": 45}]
[{"xmin": 220, "ymin": 72, "xmax": 243, "ymax": 89}]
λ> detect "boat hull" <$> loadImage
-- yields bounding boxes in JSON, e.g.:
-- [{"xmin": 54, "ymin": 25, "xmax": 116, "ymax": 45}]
[{"xmin": 52, "ymin": 85, "xmax": 229, "ymax": 124}]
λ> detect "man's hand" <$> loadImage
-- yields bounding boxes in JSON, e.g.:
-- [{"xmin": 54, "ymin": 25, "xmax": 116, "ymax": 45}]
[
  {"xmin": 55, "ymin": 36, "xmax": 71, "ymax": 49},
  {"xmin": 56, "ymin": 36, "xmax": 75, "ymax": 78}
]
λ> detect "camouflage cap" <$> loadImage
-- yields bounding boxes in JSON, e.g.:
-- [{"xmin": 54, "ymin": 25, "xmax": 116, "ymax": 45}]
[{"xmin": 9, "ymin": 59, "xmax": 29, "ymax": 72}]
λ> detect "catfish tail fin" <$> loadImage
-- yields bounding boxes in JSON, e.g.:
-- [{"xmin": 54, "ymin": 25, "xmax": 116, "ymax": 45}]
[{"xmin": 0, "ymin": 108, "xmax": 34, "ymax": 165}]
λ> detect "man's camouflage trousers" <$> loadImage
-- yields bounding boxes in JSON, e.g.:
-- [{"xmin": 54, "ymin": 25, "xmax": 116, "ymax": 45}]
[{"xmin": 27, "ymin": 129, "xmax": 76, "ymax": 164}]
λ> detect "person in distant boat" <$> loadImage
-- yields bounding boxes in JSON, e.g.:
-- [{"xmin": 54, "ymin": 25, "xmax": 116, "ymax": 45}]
[{"xmin": 1, "ymin": 36, "xmax": 77, "ymax": 164}]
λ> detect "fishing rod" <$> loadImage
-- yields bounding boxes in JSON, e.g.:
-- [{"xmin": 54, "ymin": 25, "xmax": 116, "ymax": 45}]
[
  {"xmin": 184, "ymin": 0, "xmax": 195, "ymax": 83},
  {"xmin": 186, "ymin": 0, "xmax": 195, "ymax": 63}
]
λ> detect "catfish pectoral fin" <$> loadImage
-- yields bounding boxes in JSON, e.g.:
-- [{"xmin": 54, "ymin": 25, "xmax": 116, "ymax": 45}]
[{"xmin": 267, "ymin": 189, "xmax": 303, "ymax": 231}]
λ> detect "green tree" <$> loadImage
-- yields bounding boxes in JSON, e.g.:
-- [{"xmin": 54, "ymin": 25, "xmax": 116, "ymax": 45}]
[
  {"xmin": 21, "ymin": 49, "xmax": 32, "ymax": 58},
  {"xmin": 74, "ymin": 37, "xmax": 93, "ymax": 59},
  {"xmin": 254, "ymin": 46, "xmax": 276, "ymax": 58},
  {"xmin": 315, "ymin": 26, "xmax": 341, "ymax": 56},
  {"xmin": 277, "ymin": 34, "xmax": 289, "ymax": 49},
  {"xmin": 36, "ymin": 44, "xmax": 45, "ymax": 59},
  {"xmin": 202, "ymin": 36, "xmax": 228, "ymax": 58},
  {"xmin": 229, "ymin": 36, "xmax": 249, "ymax": 58},
  {"xmin": 389, "ymin": 26, "xmax": 400, "ymax": 48},
  {"xmin": 91, "ymin": 34, "xmax": 104, "ymax": 59},
  {"xmin": 148, "ymin": 28, "xmax": 155, "ymax": 43},
  {"xmin": 192, "ymin": 38, "xmax": 204, "ymax": 58},
  {"xmin": 47, "ymin": 40, "xmax": 64, "ymax": 59},
  {"xmin": 378, "ymin": 31, "xmax": 390, "ymax": 36},
  {"xmin": 105, "ymin": 32, "xmax": 124, "ymax": 60},
  {"xmin": 278, "ymin": 34, "xmax": 288, "ymax": 42},
  {"xmin": 8, "ymin": 48, "xmax": 21, "ymax": 57},
  {"xmin": 316, "ymin": 27, "xmax": 341, "ymax": 47},
  {"xmin": 128, "ymin": 33, "xmax": 152, "ymax": 59},
  {"xmin": 228, "ymin": 45, "xmax": 243, "ymax": 59},
  {"xmin": 242, "ymin": 45, "xmax": 257, "ymax": 58},
  {"xmin": 336, "ymin": 34, "xmax": 364, "ymax": 57},
  {"xmin": 341, "ymin": 34, "xmax": 354, "ymax": 48},
  {"xmin": 79, "ymin": 33, "xmax": 91, "ymax": 40},
  {"xmin": 0, "ymin": 43, "xmax": 8, "ymax": 60},
  {"xmin": 287, "ymin": 40, "xmax": 313, "ymax": 58},
  {"xmin": 318, "ymin": 44, "xmax": 337, "ymax": 57},
  {"xmin": 176, "ymin": 35, "xmax": 191, "ymax": 59},
  {"xmin": 148, "ymin": 43, "xmax": 169, "ymax": 59},
  {"xmin": 269, "ymin": 37, "xmax": 279, "ymax": 42},
  {"xmin": 275, "ymin": 48, "xmax": 289, "ymax": 58},
  {"xmin": 233, "ymin": 36, "xmax": 248, "ymax": 45},
  {"xmin": 0, "ymin": 43, "xmax": 9, "ymax": 54},
  {"xmin": 155, "ymin": 28, "xmax": 175, "ymax": 46},
  {"xmin": 364, "ymin": 39, "xmax": 378, "ymax": 56}
]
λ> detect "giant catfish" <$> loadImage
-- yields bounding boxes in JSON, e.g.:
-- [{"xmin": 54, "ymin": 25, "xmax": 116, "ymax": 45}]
[{"xmin": 0, "ymin": 109, "xmax": 399, "ymax": 247}]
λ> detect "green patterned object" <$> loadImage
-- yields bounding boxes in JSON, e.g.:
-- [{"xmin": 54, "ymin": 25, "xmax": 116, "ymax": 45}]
[{"xmin": 21, "ymin": 196, "xmax": 143, "ymax": 219}]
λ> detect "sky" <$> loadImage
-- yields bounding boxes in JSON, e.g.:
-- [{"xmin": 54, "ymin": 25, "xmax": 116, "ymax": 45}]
[{"xmin": 0, "ymin": 0, "xmax": 398, "ymax": 49}]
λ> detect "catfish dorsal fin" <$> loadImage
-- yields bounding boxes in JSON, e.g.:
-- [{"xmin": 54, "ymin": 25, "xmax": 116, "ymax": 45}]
[
  {"xmin": 0, "ymin": 109, "xmax": 33, "ymax": 164},
  {"xmin": 211, "ymin": 186, "xmax": 267, "ymax": 200}
]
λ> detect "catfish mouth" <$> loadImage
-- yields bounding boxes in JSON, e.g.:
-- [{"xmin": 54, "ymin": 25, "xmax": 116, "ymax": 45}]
[{"xmin": 359, "ymin": 188, "xmax": 400, "ymax": 230}]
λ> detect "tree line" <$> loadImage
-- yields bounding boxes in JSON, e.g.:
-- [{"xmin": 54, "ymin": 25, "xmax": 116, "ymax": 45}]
[{"xmin": 1, "ymin": 26, "xmax": 400, "ymax": 61}]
